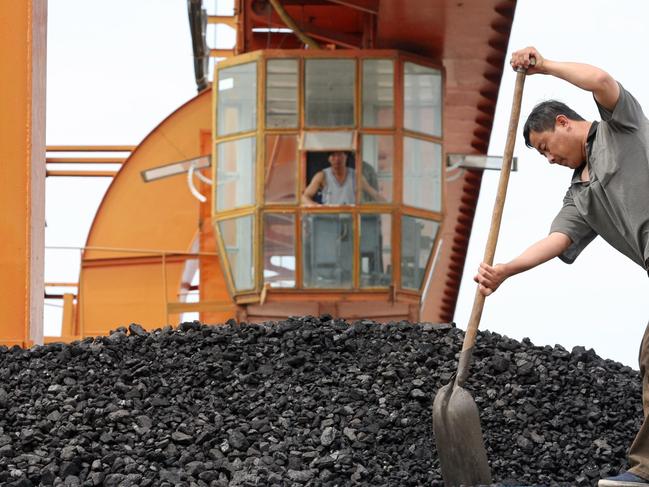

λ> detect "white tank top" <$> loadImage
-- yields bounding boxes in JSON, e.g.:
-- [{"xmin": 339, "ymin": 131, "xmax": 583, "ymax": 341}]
[{"xmin": 322, "ymin": 167, "xmax": 355, "ymax": 205}]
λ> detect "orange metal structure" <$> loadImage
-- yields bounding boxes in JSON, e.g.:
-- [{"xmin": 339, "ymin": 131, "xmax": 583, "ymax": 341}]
[
  {"xmin": 75, "ymin": 92, "xmax": 233, "ymax": 339},
  {"xmin": 0, "ymin": 0, "xmax": 47, "ymax": 347},
  {"xmin": 0, "ymin": 0, "xmax": 516, "ymax": 343}
]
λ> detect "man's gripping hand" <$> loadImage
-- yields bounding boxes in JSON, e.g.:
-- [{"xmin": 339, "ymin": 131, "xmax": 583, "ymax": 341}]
[
  {"xmin": 510, "ymin": 46, "xmax": 545, "ymax": 75},
  {"xmin": 474, "ymin": 262, "xmax": 509, "ymax": 297}
]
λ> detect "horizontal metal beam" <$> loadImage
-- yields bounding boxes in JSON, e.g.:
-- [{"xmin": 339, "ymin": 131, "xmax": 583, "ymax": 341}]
[
  {"xmin": 207, "ymin": 15, "xmax": 236, "ymax": 27},
  {"xmin": 141, "ymin": 155, "xmax": 211, "ymax": 182},
  {"xmin": 48, "ymin": 244, "xmax": 217, "ymax": 257},
  {"xmin": 326, "ymin": 0, "xmax": 378, "ymax": 14},
  {"xmin": 209, "ymin": 48, "xmax": 234, "ymax": 58},
  {"xmin": 46, "ymin": 145, "xmax": 135, "ymax": 152},
  {"xmin": 46, "ymin": 170, "xmax": 117, "ymax": 177},
  {"xmin": 264, "ymin": 18, "xmax": 362, "ymax": 48},
  {"xmin": 45, "ymin": 293, "xmax": 77, "ymax": 300},
  {"xmin": 447, "ymin": 154, "xmax": 518, "ymax": 172},
  {"xmin": 167, "ymin": 300, "xmax": 235, "ymax": 314},
  {"xmin": 303, "ymin": 22, "xmax": 362, "ymax": 48},
  {"xmin": 280, "ymin": 0, "xmax": 378, "ymax": 13},
  {"xmin": 46, "ymin": 157, "xmax": 126, "ymax": 164}
]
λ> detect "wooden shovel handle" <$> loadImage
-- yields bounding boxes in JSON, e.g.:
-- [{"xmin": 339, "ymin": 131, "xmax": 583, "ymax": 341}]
[{"xmin": 461, "ymin": 68, "xmax": 529, "ymax": 352}]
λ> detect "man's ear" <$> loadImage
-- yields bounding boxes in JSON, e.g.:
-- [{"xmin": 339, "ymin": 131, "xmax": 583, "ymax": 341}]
[{"xmin": 555, "ymin": 114, "xmax": 569, "ymax": 128}]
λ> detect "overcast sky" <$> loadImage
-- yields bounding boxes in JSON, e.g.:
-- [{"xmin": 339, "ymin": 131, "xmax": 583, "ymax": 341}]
[
  {"xmin": 46, "ymin": 0, "xmax": 648, "ymax": 367},
  {"xmin": 454, "ymin": 0, "xmax": 649, "ymax": 368}
]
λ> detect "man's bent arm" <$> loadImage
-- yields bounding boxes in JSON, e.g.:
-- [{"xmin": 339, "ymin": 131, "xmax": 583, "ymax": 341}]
[
  {"xmin": 511, "ymin": 47, "xmax": 620, "ymax": 111},
  {"xmin": 542, "ymin": 60, "xmax": 619, "ymax": 111},
  {"xmin": 301, "ymin": 171, "xmax": 324, "ymax": 206},
  {"xmin": 474, "ymin": 232, "xmax": 572, "ymax": 296}
]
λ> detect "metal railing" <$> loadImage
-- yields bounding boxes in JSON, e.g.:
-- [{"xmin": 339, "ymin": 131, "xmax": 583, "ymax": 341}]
[{"xmin": 44, "ymin": 245, "xmax": 232, "ymax": 341}]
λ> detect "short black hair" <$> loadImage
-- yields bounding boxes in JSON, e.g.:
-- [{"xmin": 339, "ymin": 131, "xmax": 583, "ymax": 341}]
[{"xmin": 523, "ymin": 100, "xmax": 586, "ymax": 148}]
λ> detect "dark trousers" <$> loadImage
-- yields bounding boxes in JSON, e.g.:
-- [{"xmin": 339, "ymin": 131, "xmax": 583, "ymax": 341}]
[{"xmin": 628, "ymin": 321, "xmax": 649, "ymax": 478}]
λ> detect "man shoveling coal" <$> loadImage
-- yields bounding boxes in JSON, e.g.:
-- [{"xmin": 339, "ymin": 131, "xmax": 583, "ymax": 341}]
[{"xmin": 475, "ymin": 46, "xmax": 649, "ymax": 487}]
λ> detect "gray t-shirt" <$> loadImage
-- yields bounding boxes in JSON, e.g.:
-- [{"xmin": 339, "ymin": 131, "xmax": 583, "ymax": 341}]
[{"xmin": 550, "ymin": 83, "xmax": 649, "ymax": 271}]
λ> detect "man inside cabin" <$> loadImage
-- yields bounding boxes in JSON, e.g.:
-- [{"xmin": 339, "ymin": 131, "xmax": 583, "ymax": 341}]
[
  {"xmin": 474, "ymin": 46, "xmax": 649, "ymax": 487},
  {"xmin": 301, "ymin": 151, "xmax": 383, "ymax": 206}
]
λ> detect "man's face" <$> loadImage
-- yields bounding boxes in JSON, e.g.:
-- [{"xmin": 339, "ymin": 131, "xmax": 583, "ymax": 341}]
[
  {"xmin": 328, "ymin": 151, "xmax": 347, "ymax": 169},
  {"xmin": 528, "ymin": 116, "xmax": 584, "ymax": 169}
]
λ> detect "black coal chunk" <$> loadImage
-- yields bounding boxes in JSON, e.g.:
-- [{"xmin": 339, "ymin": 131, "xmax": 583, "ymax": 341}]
[{"xmin": 0, "ymin": 318, "xmax": 641, "ymax": 486}]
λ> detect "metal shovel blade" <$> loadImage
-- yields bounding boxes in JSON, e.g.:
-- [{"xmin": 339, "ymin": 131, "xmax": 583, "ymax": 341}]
[{"xmin": 432, "ymin": 382, "xmax": 491, "ymax": 486}]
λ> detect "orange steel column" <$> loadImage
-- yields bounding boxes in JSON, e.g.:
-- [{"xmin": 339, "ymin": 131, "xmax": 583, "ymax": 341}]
[
  {"xmin": 0, "ymin": 1, "xmax": 47, "ymax": 347},
  {"xmin": 198, "ymin": 131, "xmax": 232, "ymax": 324}
]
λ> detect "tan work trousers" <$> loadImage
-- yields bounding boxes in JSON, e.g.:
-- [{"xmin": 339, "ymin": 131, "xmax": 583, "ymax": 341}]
[{"xmin": 628, "ymin": 321, "xmax": 649, "ymax": 479}]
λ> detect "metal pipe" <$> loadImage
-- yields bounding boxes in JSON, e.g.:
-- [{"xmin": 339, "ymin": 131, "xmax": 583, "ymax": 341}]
[
  {"xmin": 187, "ymin": 164, "xmax": 207, "ymax": 202},
  {"xmin": 187, "ymin": 0, "xmax": 209, "ymax": 91},
  {"xmin": 267, "ymin": 0, "xmax": 320, "ymax": 49}
]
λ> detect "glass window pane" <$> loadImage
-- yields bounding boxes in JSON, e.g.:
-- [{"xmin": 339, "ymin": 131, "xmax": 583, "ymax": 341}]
[
  {"xmin": 302, "ymin": 213, "xmax": 353, "ymax": 288},
  {"xmin": 360, "ymin": 214, "xmax": 391, "ymax": 287},
  {"xmin": 217, "ymin": 62, "xmax": 257, "ymax": 136},
  {"xmin": 403, "ymin": 137, "xmax": 442, "ymax": 212},
  {"xmin": 302, "ymin": 131, "xmax": 354, "ymax": 151},
  {"xmin": 403, "ymin": 62, "xmax": 442, "ymax": 137},
  {"xmin": 305, "ymin": 59, "xmax": 355, "ymax": 127},
  {"xmin": 362, "ymin": 59, "xmax": 394, "ymax": 127},
  {"xmin": 361, "ymin": 135, "xmax": 393, "ymax": 204},
  {"xmin": 401, "ymin": 216, "xmax": 439, "ymax": 290},
  {"xmin": 218, "ymin": 215, "xmax": 255, "ymax": 291},
  {"xmin": 264, "ymin": 213, "xmax": 295, "ymax": 288},
  {"xmin": 266, "ymin": 59, "xmax": 298, "ymax": 128},
  {"xmin": 265, "ymin": 134, "xmax": 297, "ymax": 204},
  {"xmin": 216, "ymin": 136, "xmax": 256, "ymax": 211}
]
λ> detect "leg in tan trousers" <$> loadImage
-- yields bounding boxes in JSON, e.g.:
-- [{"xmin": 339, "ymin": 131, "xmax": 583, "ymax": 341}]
[{"xmin": 628, "ymin": 321, "xmax": 649, "ymax": 479}]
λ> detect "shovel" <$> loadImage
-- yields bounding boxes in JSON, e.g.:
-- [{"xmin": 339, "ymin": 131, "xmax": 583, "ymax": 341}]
[{"xmin": 432, "ymin": 63, "xmax": 531, "ymax": 486}]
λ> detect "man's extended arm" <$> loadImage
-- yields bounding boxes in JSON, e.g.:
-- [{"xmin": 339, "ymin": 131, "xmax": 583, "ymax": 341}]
[
  {"xmin": 510, "ymin": 46, "xmax": 620, "ymax": 111},
  {"xmin": 474, "ymin": 232, "xmax": 572, "ymax": 296}
]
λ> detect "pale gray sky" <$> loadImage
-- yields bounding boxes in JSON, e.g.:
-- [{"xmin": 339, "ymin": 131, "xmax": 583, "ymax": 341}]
[
  {"xmin": 46, "ymin": 1, "xmax": 648, "ymax": 367},
  {"xmin": 455, "ymin": 0, "xmax": 649, "ymax": 368},
  {"xmin": 45, "ymin": 0, "xmax": 218, "ymax": 332}
]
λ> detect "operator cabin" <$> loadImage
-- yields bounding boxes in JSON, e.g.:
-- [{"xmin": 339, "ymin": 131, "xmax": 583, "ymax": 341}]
[{"xmin": 212, "ymin": 50, "xmax": 443, "ymax": 320}]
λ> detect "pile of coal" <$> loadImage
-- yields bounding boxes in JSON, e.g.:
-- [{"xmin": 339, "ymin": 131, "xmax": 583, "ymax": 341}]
[{"xmin": 0, "ymin": 317, "xmax": 641, "ymax": 486}]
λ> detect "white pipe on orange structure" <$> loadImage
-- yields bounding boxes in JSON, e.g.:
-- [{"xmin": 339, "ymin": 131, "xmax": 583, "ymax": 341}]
[{"xmin": 187, "ymin": 165, "xmax": 207, "ymax": 202}]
